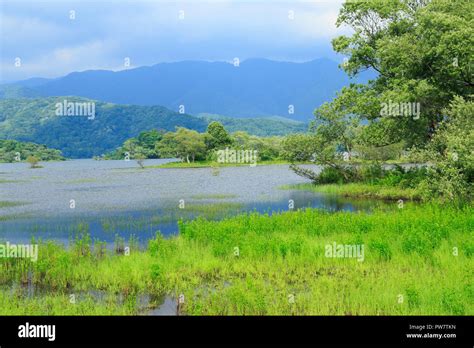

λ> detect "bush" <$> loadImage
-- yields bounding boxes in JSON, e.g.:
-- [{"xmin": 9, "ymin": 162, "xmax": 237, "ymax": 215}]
[
  {"xmin": 374, "ymin": 166, "xmax": 427, "ymax": 188},
  {"xmin": 358, "ymin": 163, "xmax": 384, "ymax": 183},
  {"xmin": 413, "ymin": 97, "xmax": 473, "ymax": 201},
  {"xmin": 26, "ymin": 155, "xmax": 39, "ymax": 168},
  {"xmin": 419, "ymin": 166, "xmax": 469, "ymax": 202},
  {"xmin": 317, "ymin": 167, "xmax": 350, "ymax": 184}
]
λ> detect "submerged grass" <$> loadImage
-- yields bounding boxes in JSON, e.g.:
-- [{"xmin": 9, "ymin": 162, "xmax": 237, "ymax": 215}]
[
  {"xmin": 177, "ymin": 202, "xmax": 243, "ymax": 214},
  {"xmin": 0, "ymin": 203, "xmax": 471, "ymax": 315},
  {"xmin": 0, "ymin": 201, "xmax": 28, "ymax": 208},
  {"xmin": 191, "ymin": 194, "xmax": 237, "ymax": 200},
  {"xmin": 0, "ymin": 179, "xmax": 21, "ymax": 183},
  {"xmin": 62, "ymin": 178, "xmax": 99, "ymax": 184}
]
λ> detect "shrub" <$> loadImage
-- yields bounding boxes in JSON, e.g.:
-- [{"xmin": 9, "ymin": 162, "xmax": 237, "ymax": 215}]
[
  {"xmin": 26, "ymin": 155, "xmax": 39, "ymax": 168},
  {"xmin": 358, "ymin": 163, "xmax": 384, "ymax": 183},
  {"xmin": 317, "ymin": 167, "xmax": 348, "ymax": 184},
  {"xmin": 413, "ymin": 97, "xmax": 473, "ymax": 201}
]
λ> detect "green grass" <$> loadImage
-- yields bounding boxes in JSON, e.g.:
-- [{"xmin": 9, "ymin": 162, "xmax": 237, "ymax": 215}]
[
  {"xmin": 0, "ymin": 289, "xmax": 145, "ymax": 315},
  {"xmin": 0, "ymin": 179, "xmax": 20, "ymax": 184},
  {"xmin": 98, "ymin": 202, "xmax": 244, "ymax": 233},
  {"xmin": 0, "ymin": 203, "xmax": 471, "ymax": 315},
  {"xmin": 173, "ymin": 202, "xmax": 244, "ymax": 220},
  {"xmin": 281, "ymin": 183, "xmax": 422, "ymax": 201}
]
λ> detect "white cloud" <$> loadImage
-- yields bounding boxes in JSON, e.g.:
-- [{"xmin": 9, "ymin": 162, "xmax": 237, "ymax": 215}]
[{"xmin": 0, "ymin": 0, "xmax": 350, "ymax": 82}]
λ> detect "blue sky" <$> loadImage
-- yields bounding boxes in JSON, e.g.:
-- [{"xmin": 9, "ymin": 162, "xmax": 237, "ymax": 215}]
[{"xmin": 0, "ymin": 0, "xmax": 350, "ymax": 82}]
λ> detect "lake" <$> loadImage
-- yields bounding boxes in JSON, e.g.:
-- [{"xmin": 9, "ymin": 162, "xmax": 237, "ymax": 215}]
[{"xmin": 0, "ymin": 159, "xmax": 392, "ymax": 246}]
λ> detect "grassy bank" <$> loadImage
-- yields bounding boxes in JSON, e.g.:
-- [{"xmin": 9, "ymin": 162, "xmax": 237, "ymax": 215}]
[
  {"xmin": 281, "ymin": 183, "xmax": 422, "ymax": 201},
  {"xmin": 0, "ymin": 203, "xmax": 472, "ymax": 315}
]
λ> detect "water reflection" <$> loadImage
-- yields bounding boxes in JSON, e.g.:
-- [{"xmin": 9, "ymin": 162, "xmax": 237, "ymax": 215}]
[{"xmin": 0, "ymin": 190, "xmax": 395, "ymax": 247}]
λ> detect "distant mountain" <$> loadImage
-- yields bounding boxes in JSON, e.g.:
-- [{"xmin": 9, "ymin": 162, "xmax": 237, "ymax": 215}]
[
  {"xmin": 0, "ymin": 84, "xmax": 44, "ymax": 99},
  {"xmin": 197, "ymin": 113, "xmax": 307, "ymax": 136},
  {"xmin": 0, "ymin": 59, "xmax": 375, "ymax": 121},
  {"xmin": 0, "ymin": 97, "xmax": 208, "ymax": 158}
]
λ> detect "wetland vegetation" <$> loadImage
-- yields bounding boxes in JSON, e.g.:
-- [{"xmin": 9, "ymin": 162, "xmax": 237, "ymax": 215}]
[
  {"xmin": 0, "ymin": 0, "xmax": 472, "ymax": 317},
  {"xmin": 0, "ymin": 203, "xmax": 472, "ymax": 315}
]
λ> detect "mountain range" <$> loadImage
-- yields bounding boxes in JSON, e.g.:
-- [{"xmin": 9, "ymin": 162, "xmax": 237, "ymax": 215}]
[{"xmin": 0, "ymin": 58, "xmax": 374, "ymax": 121}]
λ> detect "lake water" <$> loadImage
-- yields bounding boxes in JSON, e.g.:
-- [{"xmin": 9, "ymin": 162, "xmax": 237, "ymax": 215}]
[{"xmin": 0, "ymin": 159, "xmax": 392, "ymax": 246}]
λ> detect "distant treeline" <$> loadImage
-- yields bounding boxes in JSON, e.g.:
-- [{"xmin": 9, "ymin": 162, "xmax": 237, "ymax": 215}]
[
  {"xmin": 102, "ymin": 120, "xmax": 410, "ymax": 165},
  {"xmin": 102, "ymin": 122, "xmax": 285, "ymax": 163},
  {"xmin": 0, "ymin": 139, "xmax": 64, "ymax": 163}
]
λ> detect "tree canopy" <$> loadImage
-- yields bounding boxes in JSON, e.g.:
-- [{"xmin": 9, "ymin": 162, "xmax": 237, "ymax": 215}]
[
  {"xmin": 329, "ymin": 0, "xmax": 473, "ymax": 146},
  {"xmin": 289, "ymin": 0, "xmax": 473, "ymax": 200}
]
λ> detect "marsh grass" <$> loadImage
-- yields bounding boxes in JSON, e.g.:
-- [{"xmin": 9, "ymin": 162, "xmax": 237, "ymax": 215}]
[
  {"xmin": 174, "ymin": 202, "xmax": 244, "ymax": 220},
  {"xmin": 0, "ymin": 201, "xmax": 29, "ymax": 208},
  {"xmin": 190, "ymin": 194, "xmax": 237, "ymax": 200},
  {"xmin": 0, "ymin": 212, "xmax": 32, "ymax": 221},
  {"xmin": 0, "ymin": 203, "xmax": 471, "ymax": 315},
  {"xmin": 98, "ymin": 202, "xmax": 244, "ymax": 234},
  {"xmin": 281, "ymin": 183, "xmax": 422, "ymax": 201},
  {"xmin": 62, "ymin": 178, "xmax": 99, "ymax": 184},
  {"xmin": 0, "ymin": 179, "xmax": 22, "ymax": 183}
]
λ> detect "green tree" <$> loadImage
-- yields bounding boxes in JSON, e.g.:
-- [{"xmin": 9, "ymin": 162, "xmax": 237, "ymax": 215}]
[
  {"xmin": 415, "ymin": 97, "xmax": 473, "ymax": 200},
  {"xmin": 291, "ymin": 0, "xmax": 473, "ymax": 191},
  {"xmin": 156, "ymin": 128, "xmax": 207, "ymax": 163},
  {"xmin": 136, "ymin": 129, "xmax": 163, "ymax": 158},
  {"xmin": 174, "ymin": 128, "xmax": 207, "ymax": 162},
  {"xmin": 155, "ymin": 132, "xmax": 180, "ymax": 159},
  {"xmin": 281, "ymin": 134, "xmax": 318, "ymax": 162},
  {"xmin": 0, "ymin": 140, "xmax": 64, "ymax": 163},
  {"xmin": 330, "ymin": 0, "xmax": 473, "ymax": 146},
  {"xmin": 205, "ymin": 121, "xmax": 232, "ymax": 150},
  {"xmin": 230, "ymin": 131, "xmax": 282, "ymax": 161}
]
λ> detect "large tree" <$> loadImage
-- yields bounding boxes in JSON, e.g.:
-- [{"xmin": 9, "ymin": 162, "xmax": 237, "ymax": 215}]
[
  {"xmin": 156, "ymin": 127, "xmax": 207, "ymax": 163},
  {"xmin": 205, "ymin": 121, "xmax": 232, "ymax": 150},
  {"xmin": 290, "ymin": 0, "xmax": 473, "ymax": 196},
  {"xmin": 329, "ymin": 0, "xmax": 473, "ymax": 147}
]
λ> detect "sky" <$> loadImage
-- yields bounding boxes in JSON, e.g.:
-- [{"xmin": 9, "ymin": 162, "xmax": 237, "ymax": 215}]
[{"xmin": 0, "ymin": 0, "xmax": 350, "ymax": 83}]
